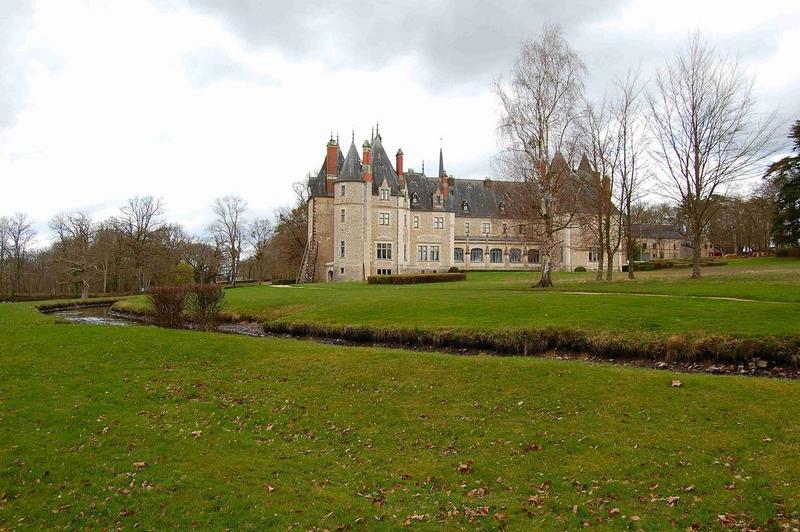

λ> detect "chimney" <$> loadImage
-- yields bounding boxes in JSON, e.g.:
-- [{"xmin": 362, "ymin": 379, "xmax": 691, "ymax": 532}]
[
  {"xmin": 440, "ymin": 171, "xmax": 449, "ymax": 198},
  {"xmin": 362, "ymin": 140, "xmax": 373, "ymax": 182},
  {"xmin": 395, "ymin": 148, "xmax": 404, "ymax": 184},
  {"xmin": 326, "ymin": 137, "xmax": 339, "ymax": 178}
]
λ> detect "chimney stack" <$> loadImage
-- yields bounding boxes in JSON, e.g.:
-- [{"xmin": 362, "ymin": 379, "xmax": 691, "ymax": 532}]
[
  {"xmin": 325, "ymin": 136, "xmax": 338, "ymax": 194},
  {"xmin": 362, "ymin": 140, "xmax": 373, "ymax": 182},
  {"xmin": 395, "ymin": 148, "xmax": 404, "ymax": 185}
]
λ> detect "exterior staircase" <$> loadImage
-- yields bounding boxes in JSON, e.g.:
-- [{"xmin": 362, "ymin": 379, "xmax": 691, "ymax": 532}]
[{"xmin": 296, "ymin": 199, "xmax": 318, "ymax": 283}]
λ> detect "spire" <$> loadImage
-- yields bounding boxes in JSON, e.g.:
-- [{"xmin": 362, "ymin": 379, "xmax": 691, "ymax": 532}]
[
  {"xmin": 338, "ymin": 138, "xmax": 363, "ymax": 181},
  {"xmin": 438, "ymin": 144, "xmax": 445, "ymax": 179}
]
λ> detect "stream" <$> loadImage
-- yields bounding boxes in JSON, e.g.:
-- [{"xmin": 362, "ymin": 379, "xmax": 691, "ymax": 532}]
[{"xmin": 51, "ymin": 305, "xmax": 143, "ymax": 326}]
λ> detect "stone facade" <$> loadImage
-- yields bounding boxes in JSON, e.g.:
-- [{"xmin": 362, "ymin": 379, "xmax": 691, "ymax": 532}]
[{"xmin": 305, "ymin": 131, "xmax": 617, "ymax": 282}]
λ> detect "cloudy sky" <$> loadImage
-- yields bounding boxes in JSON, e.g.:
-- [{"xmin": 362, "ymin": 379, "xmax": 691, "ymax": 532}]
[{"xmin": 1, "ymin": 0, "xmax": 798, "ymax": 245}]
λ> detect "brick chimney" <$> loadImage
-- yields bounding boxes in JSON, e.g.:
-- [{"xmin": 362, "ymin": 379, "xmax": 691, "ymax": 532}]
[
  {"xmin": 362, "ymin": 140, "xmax": 373, "ymax": 182},
  {"xmin": 395, "ymin": 148, "xmax": 404, "ymax": 185},
  {"xmin": 326, "ymin": 136, "xmax": 338, "ymax": 194},
  {"xmin": 440, "ymin": 171, "xmax": 449, "ymax": 198}
]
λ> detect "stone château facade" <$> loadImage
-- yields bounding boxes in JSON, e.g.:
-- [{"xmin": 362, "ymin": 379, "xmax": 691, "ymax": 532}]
[{"xmin": 299, "ymin": 129, "xmax": 616, "ymax": 282}]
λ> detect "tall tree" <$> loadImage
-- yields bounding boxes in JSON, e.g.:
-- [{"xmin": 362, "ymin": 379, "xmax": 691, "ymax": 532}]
[
  {"xmin": 7, "ymin": 212, "xmax": 36, "ymax": 296},
  {"xmin": 648, "ymin": 34, "xmax": 777, "ymax": 278},
  {"xmin": 247, "ymin": 217, "xmax": 274, "ymax": 282},
  {"xmin": 210, "ymin": 195, "xmax": 247, "ymax": 286},
  {"xmin": 118, "ymin": 196, "xmax": 165, "ymax": 291},
  {"xmin": 613, "ymin": 71, "xmax": 649, "ymax": 279},
  {"xmin": 766, "ymin": 120, "xmax": 800, "ymax": 250},
  {"xmin": 494, "ymin": 25, "xmax": 586, "ymax": 287},
  {"xmin": 0, "ymin": 216, "xmax": 9, "ymax": 294},
  {"xmin": 49, "ymin": 212, "xmax": 96, "ymax": 299}
]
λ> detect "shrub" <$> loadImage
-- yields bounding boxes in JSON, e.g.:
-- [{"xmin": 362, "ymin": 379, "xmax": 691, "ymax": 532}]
[
  {"xmin": 187, "ymin": 284, "xmax": 225, "ymax": 330},
  {"xmin": 271, "ymin": 279, "xmax": 296, "ymax": 285},
  {"xmin": 148, "ymin": 286, "xmax": 187, "ymax": 328},
  {"xmin": 573, "ymin": 266, "xmax": 587, "ymax": 272},
  {"xmin": 776, "ymin": 247, "xmax": 800, "ymax": 258},
  {"xmin": 622, "ymin": 262, "xmax": 655, "ymax": 272},
  {"xmin": 448, "ymin": 266, "xmax": 460, "ymax": 273},
  {"xmin": 367, "ymin": 273, "xmax": 467, "ymax": 285}
]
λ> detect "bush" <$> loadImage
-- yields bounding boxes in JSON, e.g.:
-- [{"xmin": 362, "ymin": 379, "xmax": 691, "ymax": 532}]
[
  {"xmin": 367, "ymin": 273, "xmax": 467, "ymax": 284},
  {"xmin": 573, "ymin": 266, "xmax": 587, "ymax": 272},
  {"xmin": 271, "ymin": 279, "xmax": 296, "ymax": 285},
  {"xmin": 187, "ymin": 284, "xmax": 225, "ymax": 330},
  {"xmin": 448, "ymin": 266, "xmax": 460, "ymax": 273},
  {"xmin": 622, "ymin": 262, "xmax": 655, "ymax": 272},
  {"xmin": 148, "ymin": 286, "xmax": 187, "ymax": 328},
  {"xmin": 776, "ymin": 247, "xmax": 800, "ymax": 257}
]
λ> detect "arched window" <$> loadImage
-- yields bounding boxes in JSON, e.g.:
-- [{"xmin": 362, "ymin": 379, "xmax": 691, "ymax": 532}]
[
  {"xmin": 490, "ymin": 248, "xmax": 503, "ymax": 263},
  {"xmin": 528, "ymin": 249, "xmax": 540, "ymax": 263},
  {"xmin": 462, "ymin": 201, "xmax": 470, "ymax": 213},
  {"xmin": 499, "ymin": 202, "xmax": 506, "ymax": 215},
  {"xmin": 411, "ymin": 193, "xmax": 419, "ymax": 205},
  {"xmin": 470, "ymin": 248, "xmax": 483, "ymax": 262},
  {"xmin": 509, "ymin": 248, "xmax": 521, "ymax": 263}
]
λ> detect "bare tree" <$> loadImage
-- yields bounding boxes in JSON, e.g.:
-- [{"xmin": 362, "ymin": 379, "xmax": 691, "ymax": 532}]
[
  {"xmin": 0, "ymin": 216, "xmax": 9, "ymax": 294},
  {"xmin": 7, "ymin": 212, "xmax": 36, "ymax": 296},
  {"xmin": 50, "ymin": 212, "xmax": 96, "ymax": 299},
  {"xmin": 248, "ymin": 217, "xmax": 274, "ymax": 282},
  {"xmin": 118, "ymin": 196, "xmax": 165, "ymax": 290},
  {"xmin": 648, "ymin": 34, "xmax": 777, "ymax": 278},
  {"xmin": 210, "ymin": 195, "xmax": 247, "ymax": 286},
  {"xmin": 613, "ymin": 71, "xmax": 650, "ymax": 279},
  {"xmin": 494, "ymin": 25, "xmax": 586, "ymax": 287}
]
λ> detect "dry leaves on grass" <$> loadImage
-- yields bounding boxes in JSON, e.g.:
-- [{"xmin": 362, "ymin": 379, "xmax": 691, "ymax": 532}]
[
  {"xmin": 666, "ymin": 496, "xmax": 680, "ymax": 506},
  {"xmin": 458, "ymin": 461, "xmax": 474, "ymax": 474},
  {"xmin": 403, "ymin": 513, "xmax": 426, "ymax": 526},
  {"xmin": 132, "ymin": 462, "xmax": 147, "ymax": 470},
  {"xmin": 671, "ymin": 380, "xmax": 683, "ymax": 388}
]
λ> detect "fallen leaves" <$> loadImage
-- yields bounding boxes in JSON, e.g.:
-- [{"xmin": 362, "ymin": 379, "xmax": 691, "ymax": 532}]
[
  {"xmin": 190, "ymin": 430, "xmax": 202, "ymax": 439},
  {"xmin": 457, "ymin": 461, "xmax": 474, "ymax": 474},
  {"xmin": 666, "ymin": 495, "xmax": 680, "ymax": 506},
  {"xmin": 466, "ymin": 487, "xmax": 488, "ymax": 499},
  {"xmin": 671, "ymin": 380, "xmax": 683, "ymax": 388},
  {"xmin": 263, "ymin": 483, "xmax": 275, "ymax": 492},
  {"xmin": 132, "ymin": 462, "xmax": 146, "ymax": 470},
  {"xmin": 403, "ymin": 513, "xmax": 426, "ymax": 526}
]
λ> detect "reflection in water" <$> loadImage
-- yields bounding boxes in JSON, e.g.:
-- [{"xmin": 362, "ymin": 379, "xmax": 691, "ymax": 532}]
[{"xmin": 51, "ymin": 306, "xmax": 141, "ymax": 327}]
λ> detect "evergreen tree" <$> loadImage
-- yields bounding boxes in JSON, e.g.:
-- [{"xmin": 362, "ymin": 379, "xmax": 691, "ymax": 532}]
[{"xmin": 766, "ymin": 121, "xmax": 800, "ymax": 250}]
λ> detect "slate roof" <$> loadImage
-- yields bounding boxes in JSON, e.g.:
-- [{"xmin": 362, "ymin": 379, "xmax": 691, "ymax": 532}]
[
  {"xmin": 336, "ymin": 141, "xmax": 362, "ymax": 182},
  {"xmin": 631, "ymin": 224, "xmax": 684, "ymax": 240},
  {"xmin": 370, "ymin": 134, "xmax": 403, "ymax": 196},
  {"xmin": 308, "ymin": 147, "xmax": 345, "ymax": 197}
]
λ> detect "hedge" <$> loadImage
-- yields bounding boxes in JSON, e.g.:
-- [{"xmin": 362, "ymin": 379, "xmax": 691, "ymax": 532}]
[{"xmin": 367, "ymin": 273, "xmax": 467, "ymax": 285}]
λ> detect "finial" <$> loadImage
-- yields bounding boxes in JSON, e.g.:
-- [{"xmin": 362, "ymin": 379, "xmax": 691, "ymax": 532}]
[
  {"xmin": 351, "ymin": 129, "xmax": 355, "ymax": 143},
  {"xmin": 422, "ymin": 160, "xmax": 425, "ymax": 174},
  {"xmin": 336, "ymin": 132, "xmax": 339, "ymax": 144},
  {"xmin": 376, "ymin": 122, "xmax": 380, "ymax": 136},
  {"xmin": 371, "ymin": 126, "xmax": 374, "ymax": 142}
]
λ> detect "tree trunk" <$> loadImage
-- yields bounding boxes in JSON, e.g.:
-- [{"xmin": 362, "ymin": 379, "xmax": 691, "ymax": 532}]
[
  {"xmin": 595, "ymin": 247, "xmax": 604, "ymax": 281},
  {"xmin": 536, "ymin": 228, "xmax": 555, "ymax": 288},
  {"xmin": 691, "ymin": 234, "xmax": 702, "ymax": 279},
  {"xmin": 80, "ymin": 279, "xmax": 89, "ymax": 300},
  {"xmin": 605, "ymin": 252, "xmax": 614, "ymax": 281}
]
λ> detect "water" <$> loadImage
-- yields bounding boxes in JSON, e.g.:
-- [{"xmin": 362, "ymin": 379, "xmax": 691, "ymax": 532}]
[{"xmin": 51, "ymin": 305, "xmax": 142, "ymax": 326}]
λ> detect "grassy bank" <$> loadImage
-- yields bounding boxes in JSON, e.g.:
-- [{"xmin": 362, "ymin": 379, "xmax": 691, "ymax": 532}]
[{"xmin": 1, "ymin": 302, "xmax": 800, "ymax": 528}]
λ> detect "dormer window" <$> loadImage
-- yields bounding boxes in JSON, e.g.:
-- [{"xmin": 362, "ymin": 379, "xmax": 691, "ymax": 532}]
[
  {"xmin": 435, "ymin": 194, "xmax": 442, "ymax": 205},
  {"xmin": 462, "ymin": 201, "xmax": 470, "ymax": 213},
  {"xmin": 411, "ymin": 193, "xmax": 419, "ymax": 206},
  {"xmin": 380, "ymin": 188, "xmax": 389, "ymax": 201}
]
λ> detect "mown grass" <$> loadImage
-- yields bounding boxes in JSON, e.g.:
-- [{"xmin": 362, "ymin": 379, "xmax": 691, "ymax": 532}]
[
  {"xmin": 116, "ymin": 257, "xmax": 800, "ymax": 338},
  {"xmin": 1, "ymin": 303, "xmax": 799, "ymax": 528}
]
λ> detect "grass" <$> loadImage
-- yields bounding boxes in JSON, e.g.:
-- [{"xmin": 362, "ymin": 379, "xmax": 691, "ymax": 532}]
[
  {"xmin": 1, "ymin": 302, "xmax": 800, "ymax": 528},
  {"xmin": 116, "ymin": 257, "xmax": 800, "ymax": 338}
]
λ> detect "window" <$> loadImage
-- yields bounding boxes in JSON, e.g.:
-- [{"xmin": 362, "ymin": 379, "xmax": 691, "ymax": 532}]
[
  {"xmin": 413, "ymin": 216, "xmax": 419, "ymax": 229},
  {"xmin": 377, "ymin": 268, "xmax": 392, "ymax": 275},
  {"xmin": 642, "ymin": 243, "xmax": 647, "ymax": 250},
  {"xmin": 435, "ymin": 194, "xmax": 442, "ymax": 205},
  {"xmin": 462, "ymin": 201, "xmax": 470, "ymax": 213},
  {"xmin": 519, "ymin": 224, "xmax": 526, "ymax": 235},
  {"xmin": 528, "ymin": 249, "xmax": 540, "ymax": 263},
  {"xmin": 340, "ymin": 208, "xmax": 345, "ymax": 223},
  {"xmin": 340, "ymin": 184, "xmax": 346, "ymax": 197},
  {"xmin": 404, "ymin": 215, "xmax": 407, "ymax": 227},
  {"xmin": 490, "ymin": 248, "xmax": 503, "ymax": 263},
  {"xmin": 470, "ymin": 248, "xmax": 483, "ymax": 262},
  {"xmin": 379, "ymin": 212, "xmax": 390, "ymax": 225},
  {"xmin": 454, "ymin": 248, "xmax": 464, "ymax": 262},
  {"xmin": 430, "ymin": 245, "xmax": 440, "ymax": 262},
  {"xmin": 433, "ymin": 217, "xmax": 444, "ymax": 229},
  {"xmin": 376, "ymin": 243, "xmax": 392, "ymax": 260},
  {"xmin": 380, "ymin": 188, "xmax": 389, "ymax": 200},
  {"xmin": 340, "ymin": 241, "xmax": 345, "ymax": 258},
  {"xmin": 464, "ymin": 222, "xmax": 470, "ymax": 235},
  {"xmin": 340, "ymin": 268, "xmax": 344, "ymax": 274},
  {"xmin": 404, "ymin": 244, "xmax": 407, "ymax": 261},
  {"xmin": 417, "ymin": 245, "xmax": 428, "ymax": 262},
  {"xmin": 509, "ymin": 249, "xmax": 521, "ymax": 263},
  {"xmin": 411, "ymin": 193, "xmax": 419, "ymax": 205},
  {"xmin": 502, "ymin": 223, "xmax": 507, "ymax": 234},
  {"xmin": 499, "ymin": 202, "xmax": 506, "ymax": 214},
  {"xmin": 589, "ymin": 248, "xmax": 599, "ymax": 262},
  {"xmin": 481, "ymin": 222, "xmax": 491, "ymax": 235}
]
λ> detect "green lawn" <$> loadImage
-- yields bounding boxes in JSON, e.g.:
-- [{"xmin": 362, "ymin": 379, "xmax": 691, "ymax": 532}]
[
  {"xmin": 117, "ymin": 257, "xmax": 800, "ymax": 337},
  {"xmin": 1, "ymin": 302, "xmax": 799, "ymax": 528}
]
